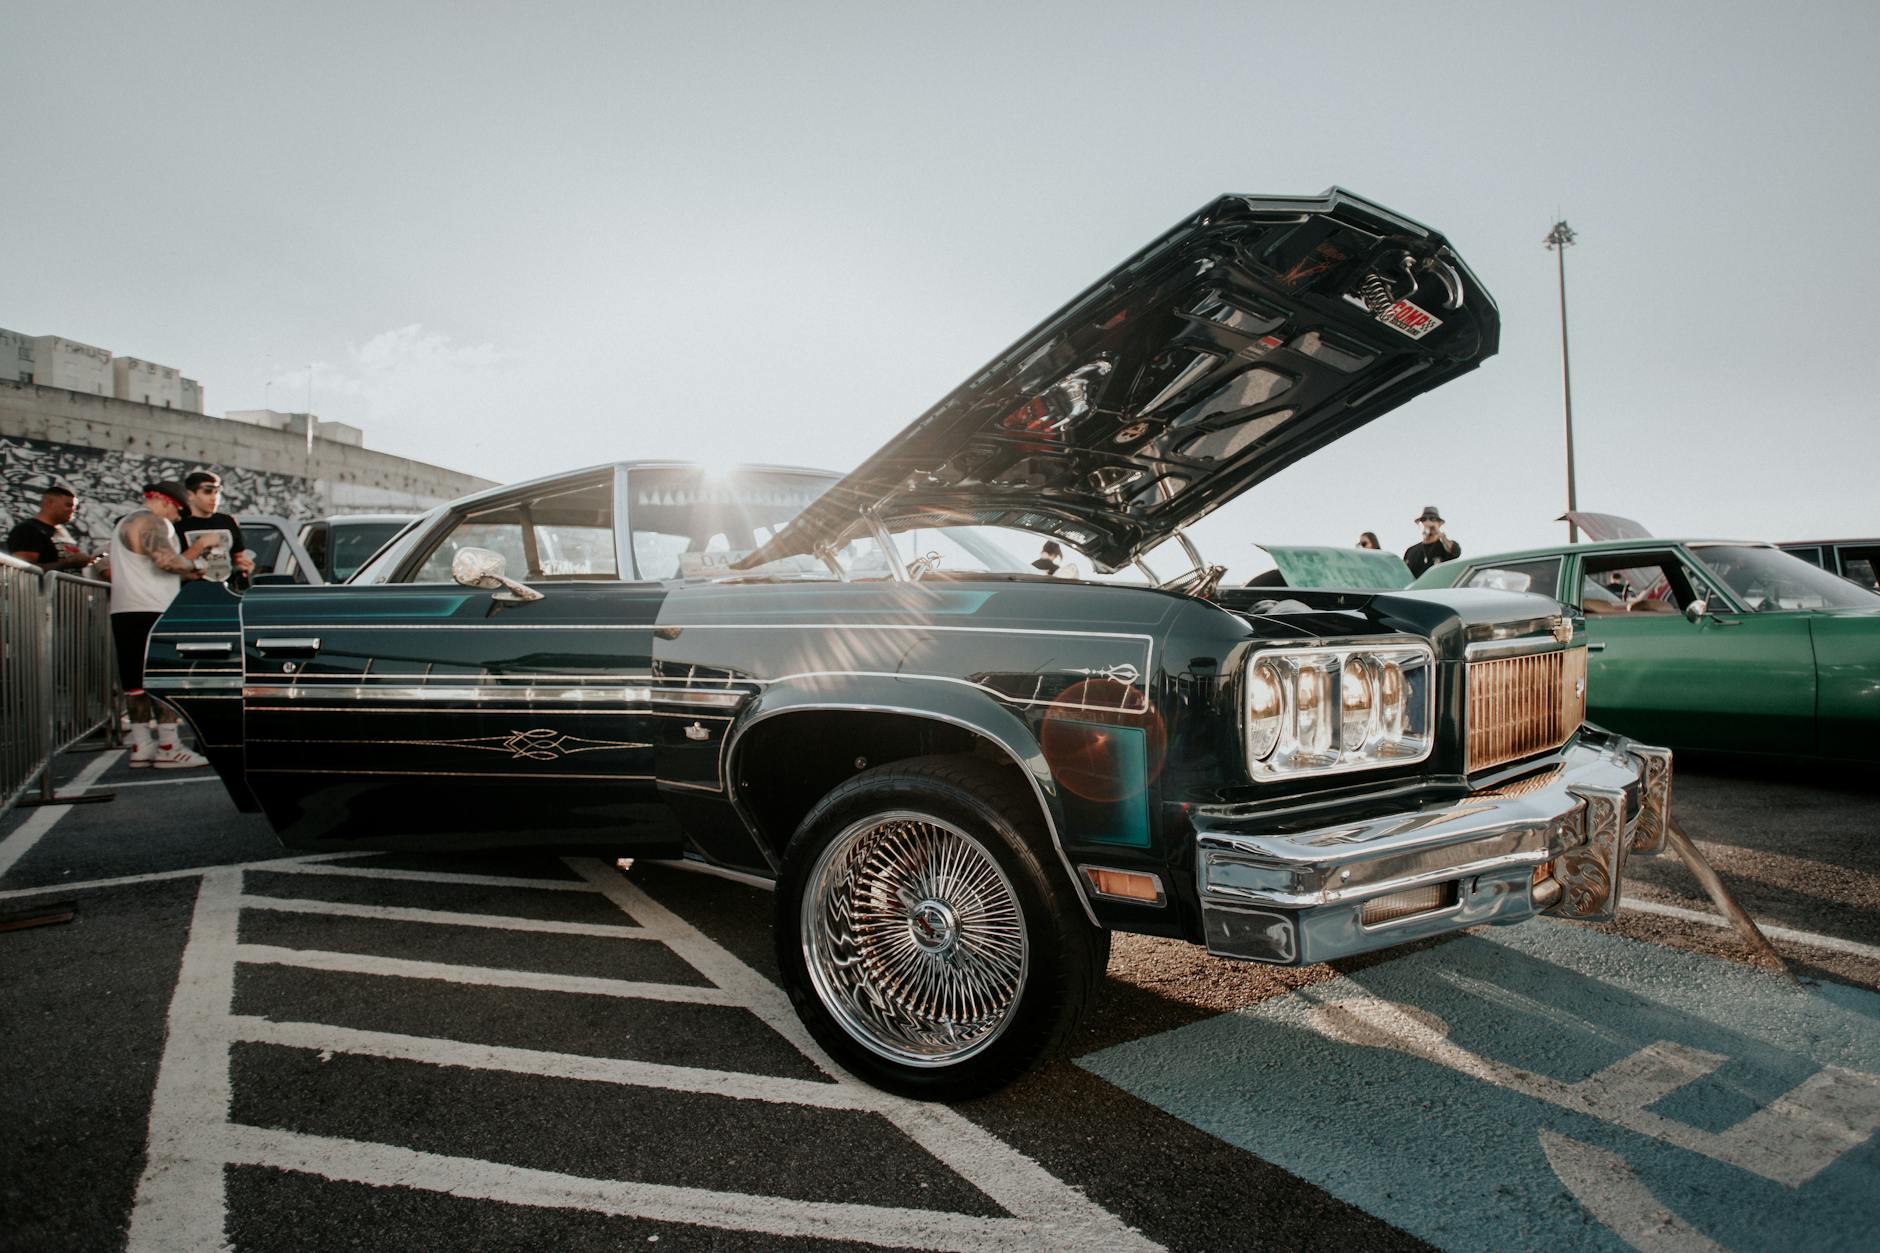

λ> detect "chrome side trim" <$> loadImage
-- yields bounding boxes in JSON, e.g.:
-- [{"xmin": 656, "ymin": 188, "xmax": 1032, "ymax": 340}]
[
  {"xmin": 724, "ymin": 702, "xmax": 1101, "ymax": 927},
  {"xmin": 239, "ymin": 684, "xmax": 745, "ymax": 707}
]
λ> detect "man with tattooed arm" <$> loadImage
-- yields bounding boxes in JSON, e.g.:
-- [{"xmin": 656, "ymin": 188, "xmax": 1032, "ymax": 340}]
[{"xmin": 109, "ymin": 480, "xmax": 219, "ymax": 768}]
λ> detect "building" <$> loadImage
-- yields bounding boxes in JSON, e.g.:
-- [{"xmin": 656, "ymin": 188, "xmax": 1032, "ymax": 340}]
[
  {"xmin": 0, "ymin": 328, "xmax": 31, "ymax": 383},
  {"xmin": 29, "ymin": 336, "xmax": 112, "ymax": 395},
  {"xmin": 225, "ymin": 409, "xmax": 364, "ymax": 447},
  {"xmin": 112, "ymin": 356, "xmax": 200, "ymax": 411}
]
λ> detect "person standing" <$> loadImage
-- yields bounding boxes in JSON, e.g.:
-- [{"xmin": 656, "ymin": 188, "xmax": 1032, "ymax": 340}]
[
  {"xmin": 110, "ymin": 481, "xmax": 218, "ymax": 768},
  {"xmin": 174, "ymin": 470, "xmax": 255, "ymax": 586},
  {"xmin": 6, "ymin": 483, "xmax": 99, "ymax": 572},
  {"xmin": 1403, "ymin": 506, "xmax": 1461, "ymax": 578},
  {"xmin": 1356, "ymin": 531, "xmax": 1381, "ymax": 550}
]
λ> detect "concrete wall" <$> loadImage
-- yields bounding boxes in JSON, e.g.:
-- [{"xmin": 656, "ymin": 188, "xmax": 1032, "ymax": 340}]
[
  {"xmin": 0, "ymin": 379, "xmax": 496, "ymax": 553},
  {"xmin": 30, "ymin": 337, "xmax": 112, "ymax": 395},
  {"xmin": 180, "ymin": 377, "xmax": 203, "ymax": 413}
]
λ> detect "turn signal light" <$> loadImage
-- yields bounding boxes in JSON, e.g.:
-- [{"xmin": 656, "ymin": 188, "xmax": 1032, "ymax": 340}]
[{"xmin": 1081, "ymin": 867, "xmax": 1164, "ymax": 904}]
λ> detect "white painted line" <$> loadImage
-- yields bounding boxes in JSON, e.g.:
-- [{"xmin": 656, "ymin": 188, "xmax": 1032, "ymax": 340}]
[
  {"xmin": 224, "ymin": 1124, "xmax": 1058, "ymax": 1253},
  {"xmin": 0, "ymin": 751, "xmax": 125, "ymax": 878},
  {"xmin": 232, "ymin": 1016, "xmax": 866, "ymax": 1110},
  {"xmin": 238, "ymin": 895, "xmax": 658, "ymax": 939},
  {"xmin": 235, "ymin": 944, "xmax": 738, "ymax": 1005},
  {"xmin": 567, "ymin": 858, "xmax": 1161, "ymax": 1251},
  {"xmin": 127, "ymin": 869, "xmax": 243, "ymax": 1252},
  {"xmin": 1618, "ymin": 896, "xmax": 1880, "ymax": 963},
  {"xmin": 85, "ymin": 774, "xmax": 219, "ymax": 789},
  {"xmin": 0, "ymin": 851, "xmax": 378, "ymax": 902},
  {"xmin": 1539, "ymin": 1129, "xmax": 1724, "ymax": 1252},
  {"xmin": 253, "ymin": 863, "xmax": 602, "ymax": 892}
]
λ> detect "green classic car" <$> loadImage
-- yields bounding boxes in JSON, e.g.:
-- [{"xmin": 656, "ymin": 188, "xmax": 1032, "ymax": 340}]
[
  {"xmin": 149, "ymin": 189, "xmax": 1669, "ymax": 1098},
  {"xmin": 1413, "ymin": 539, "xmax": 1880, "ymax": 761}
]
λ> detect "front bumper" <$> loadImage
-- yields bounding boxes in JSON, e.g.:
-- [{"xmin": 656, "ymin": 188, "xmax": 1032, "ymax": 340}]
[{"xmin": 1194, "ymin": 729, "xmax": 1672, "ymax": 965}]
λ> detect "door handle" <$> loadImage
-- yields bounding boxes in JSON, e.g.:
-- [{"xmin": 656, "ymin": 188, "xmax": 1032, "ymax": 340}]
[
  {"xmin": 1587, "ymin": 642, "xmax": 1607, "ymax": 652},
  {"xmin": 176, "ymin": 640, "xmax": 233, "ymax": 655},
  {"xmin": 255, "ymin": 636, "xmax": 321, "ymax": 654}
]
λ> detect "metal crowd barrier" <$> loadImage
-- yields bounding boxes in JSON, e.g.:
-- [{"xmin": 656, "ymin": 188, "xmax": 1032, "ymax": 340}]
[{"xmin": 1, "ymin": 552, "xmax": 119, "ymax": 815}]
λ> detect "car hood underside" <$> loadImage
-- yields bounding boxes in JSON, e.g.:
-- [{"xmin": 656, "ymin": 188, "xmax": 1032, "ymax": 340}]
[{"xmin": 742, "ymin": 188, "xmax": 1500, "ymax": 573}]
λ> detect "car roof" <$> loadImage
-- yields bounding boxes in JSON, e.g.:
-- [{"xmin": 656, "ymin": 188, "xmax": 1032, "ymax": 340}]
[
  {"xmin": 1450, "ymin": 538, "xmax": 1778, "ymax": 565},
  {"xmin": 442, "ymin": 461, "xmax": 843, "ymax": 512},
  {"xmin": 1780, "ymin": 537, "xmax": 1880, "ymax": 546}
]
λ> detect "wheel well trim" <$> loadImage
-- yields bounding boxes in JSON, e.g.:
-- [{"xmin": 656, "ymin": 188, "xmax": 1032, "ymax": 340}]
[{"xmin": 724, "ymin": 701, "xmax": 1101, "ymax": 927}]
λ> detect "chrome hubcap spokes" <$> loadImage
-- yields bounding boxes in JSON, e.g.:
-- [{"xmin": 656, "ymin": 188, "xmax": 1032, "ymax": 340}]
[{"xmin": 803, "ymin": 813, "xmax": 1029, "ymax": 1066}]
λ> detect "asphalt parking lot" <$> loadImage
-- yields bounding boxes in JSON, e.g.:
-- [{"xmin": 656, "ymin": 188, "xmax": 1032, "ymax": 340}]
[{"xmin": 3, "ymin": 751, "xmax": 1877, "ymax": 1252}]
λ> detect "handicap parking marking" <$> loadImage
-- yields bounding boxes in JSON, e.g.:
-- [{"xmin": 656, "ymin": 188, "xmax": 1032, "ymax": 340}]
[
  {"xmin": 1079, "ymin": 921, "xmax": 1880, "ymax": 1252},
  {"xmin": 128, "ymin": 857, "xmax": 1160, "ymax": 1252}
]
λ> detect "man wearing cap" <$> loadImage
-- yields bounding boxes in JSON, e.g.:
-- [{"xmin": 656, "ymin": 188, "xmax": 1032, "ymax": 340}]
[
  {"xmin": 109, "ymin": 481, "xmax": 219, "ymax": 768},
  {"xmin": 175, "ymin": 470, "xmax": 255, "ymax": 586},
  {"xmin": 1403, "ymin": 505, "xmax": 1461, "ymax": 578},
  {"xmin": 6, "ymin": 482, "xmax": 99, "ymax": 572}
]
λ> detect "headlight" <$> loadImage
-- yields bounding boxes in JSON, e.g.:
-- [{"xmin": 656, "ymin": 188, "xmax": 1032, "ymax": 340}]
[
  {"xmin": 1247, "ymin": 660, "xmax": 1284, "ymax": 760},
  {"xmin": 1243, "ymin": 641, "xmax": 1434, "ymax": 779}
]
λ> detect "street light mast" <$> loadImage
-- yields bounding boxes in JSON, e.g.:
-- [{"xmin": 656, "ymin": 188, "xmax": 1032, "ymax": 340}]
[{"xmin": 1545, "ymin": 220, "xmax": 1579, "ymax": 542}]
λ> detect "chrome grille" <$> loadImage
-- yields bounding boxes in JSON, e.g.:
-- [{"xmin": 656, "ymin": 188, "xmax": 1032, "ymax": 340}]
[{"xmin": 1466, "ymin": 647, "xmax": 1586, "ymax": 773}]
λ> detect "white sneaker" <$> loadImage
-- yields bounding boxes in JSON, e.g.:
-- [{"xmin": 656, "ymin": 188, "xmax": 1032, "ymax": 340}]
[
  {"xmin": 152, "ymin": 725, "xmax": 210, "ymax": 770},
  {"xmin": 128, "ymin": 724, "xmax": 157, "ymax": 768}
]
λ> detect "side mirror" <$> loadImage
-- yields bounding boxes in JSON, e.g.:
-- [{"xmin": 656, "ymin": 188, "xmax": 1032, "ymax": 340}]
[
  {"xmin": 451, "ymin": 547, "xmax": 544, "ymax": 603},
  {"xmin": 1683, "ymin": 597, "xmax": 1708, "ymax": 623}
]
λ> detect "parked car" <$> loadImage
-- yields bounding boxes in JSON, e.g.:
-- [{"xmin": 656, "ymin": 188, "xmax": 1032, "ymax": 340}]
[
  {"xmin": 1779, "ymin": 538, "xmax": 1880, "ymax": 592},
  {"xmin": 290, "ymin": 513, "xmax": 421, "ymax": 584},
  {"xmin": 148, "ymin": 189, "xmax": 1668, "ymax": 1098},
  {"xmin": 1413, "ymin": 538, "xmax": 1880, "ymax": 761}
]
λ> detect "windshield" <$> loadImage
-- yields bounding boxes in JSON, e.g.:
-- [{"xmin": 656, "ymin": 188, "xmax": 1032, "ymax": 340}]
[
  {"xmin": 330, "ymin": 521, "xmax": 410, "ymax": 581},
  {"xmin": 1691, "ymin": 544, "xmax": 1880, "ymax": 611}
]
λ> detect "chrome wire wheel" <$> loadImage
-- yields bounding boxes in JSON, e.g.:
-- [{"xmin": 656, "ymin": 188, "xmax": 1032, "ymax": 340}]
[{"xmin": 801, "ymin": 810, "xmax": 1031, "ymax": 1067}]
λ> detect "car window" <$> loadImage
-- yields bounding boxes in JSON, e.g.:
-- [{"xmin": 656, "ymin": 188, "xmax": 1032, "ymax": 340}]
[
  {"xmin": 1835, "ymin": 546, "xmax": 1880, "ymax": 592},
  {"xmin": 1783, "ymin": 544, "xmax": 1825, "ymax": 568},
  {"xmin": 1692, "ymin": 544, "xmax": 1880, "ymax": 611},
  {"xmin": 350, "ymin": 517, "xmax": 431, "ymax": 585},
  {"xmin": 627, "ymin": 467, "xmax": 834, "ymax": 580},
  {"xmin": 1577, "ymin": 552, "xmax": 1707, "ymax": 615},
  {"xmin": 243, "ymin": 523, "xmax": 286, "ymax": 571},
  {"xmin": 302, "ymin": 524, "xmax": 329, "ymax": 578},
  {"xmin": 1462, "ymin": 558, "xmax": 1561, "ymax": 598},
  {"xmin": 412, "ymin": 478, "xmax": 618, "ymax": 583}
]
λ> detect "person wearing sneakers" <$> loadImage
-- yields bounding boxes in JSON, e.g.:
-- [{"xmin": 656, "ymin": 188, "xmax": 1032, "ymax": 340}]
[{"xmin": 109, "ymin": 480, "xmax": 220, "ymax": 769}]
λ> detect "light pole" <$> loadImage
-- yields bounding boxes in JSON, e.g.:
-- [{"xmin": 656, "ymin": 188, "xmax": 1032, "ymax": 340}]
[{"xmin": 1545, "ymin": 220, "xmax": 1579, "ymax": 542}]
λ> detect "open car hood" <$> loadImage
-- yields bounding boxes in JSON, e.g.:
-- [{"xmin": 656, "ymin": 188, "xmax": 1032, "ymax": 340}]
[{"xmin": 740, "ymin": 188, "xmax": 1499, "ymax": 573}]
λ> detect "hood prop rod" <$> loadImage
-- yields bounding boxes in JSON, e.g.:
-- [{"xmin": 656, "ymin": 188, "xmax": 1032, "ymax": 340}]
[
  {"xmin": 859, "ymin": 504, "xmax": 909, "ymax": 583},
  {"xmin": 1164, "ymin": 529, "xmax": 1227, "ymax": 599}
]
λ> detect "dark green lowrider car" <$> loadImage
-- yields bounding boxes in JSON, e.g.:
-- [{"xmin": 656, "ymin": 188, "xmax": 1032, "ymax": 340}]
[
  {"xmin": 150, "ymin": 189, "xmax": 1668, "ymax": 1098},
  {"xmin": 1414, "ymin": 538, "xmax": 1880, "ymax": 761}
]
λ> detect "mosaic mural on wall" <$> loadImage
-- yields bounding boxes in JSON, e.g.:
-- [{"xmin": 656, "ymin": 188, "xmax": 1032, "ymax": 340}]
[{"xmin": 1, "ymin": 436, "xmax": 324, "ymax": 555}]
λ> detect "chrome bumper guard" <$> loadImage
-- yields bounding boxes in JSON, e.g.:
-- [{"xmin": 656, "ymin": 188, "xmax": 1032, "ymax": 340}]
[{"xmin": 1195, "ymin": 731, "xmax": 1672, "ymax": 966}]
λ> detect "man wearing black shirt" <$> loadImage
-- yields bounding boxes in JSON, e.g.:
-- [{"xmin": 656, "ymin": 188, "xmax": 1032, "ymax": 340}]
[
  {"xmin": 1403, "ymin": 504, "xmax": 1461, "ymax": 578},
  {"xmin": 6, "ymin": 483, "xmax": 97, "ymax": 572},
  {"xmin": 174, "ymin": 471, "xmax": 255, "ymax": 586}
]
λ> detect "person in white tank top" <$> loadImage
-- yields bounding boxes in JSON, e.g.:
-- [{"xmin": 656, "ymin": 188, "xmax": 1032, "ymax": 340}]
[{"xmin": 108, "ymin": 481, "xmax": 219, "ymax": 768}]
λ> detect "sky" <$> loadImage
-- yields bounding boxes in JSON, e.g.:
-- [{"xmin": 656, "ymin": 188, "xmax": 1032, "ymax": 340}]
[{"xmin": 5, "ymin": 1, "xmax": 1878, "ymax": 577}]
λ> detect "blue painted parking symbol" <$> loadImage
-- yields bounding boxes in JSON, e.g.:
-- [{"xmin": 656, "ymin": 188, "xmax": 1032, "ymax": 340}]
[{"xmin": 1081, "ymin": 923, "xmax": 1880, "ymax": 1251}]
